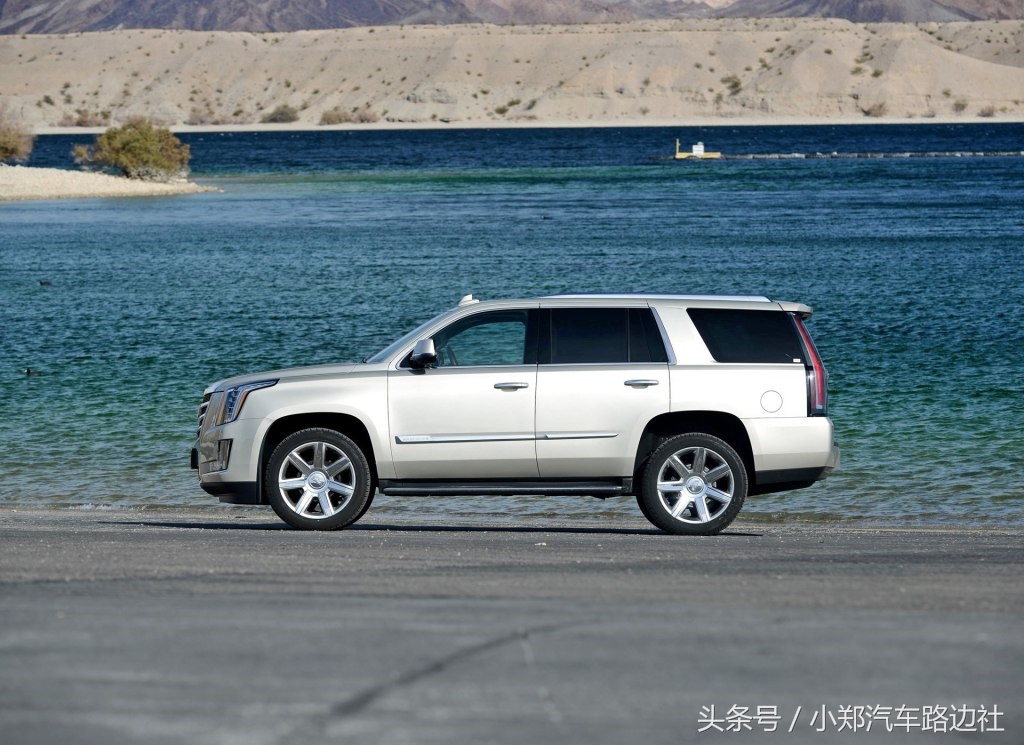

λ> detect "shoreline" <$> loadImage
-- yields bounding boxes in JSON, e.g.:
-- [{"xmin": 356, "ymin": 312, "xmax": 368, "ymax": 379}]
[
  {"xmin": 2, "ymin": 504, "xmax": 1020, "ymax": 533},
  {"xmin": 33, "ymin": 113, "xmax": 1024, "ymax": 137}
]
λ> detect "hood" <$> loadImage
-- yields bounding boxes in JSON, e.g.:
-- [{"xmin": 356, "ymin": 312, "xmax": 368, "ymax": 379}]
[{"xmin": 206, "ymin": 361, "xmax": 365, "ymax": 394}]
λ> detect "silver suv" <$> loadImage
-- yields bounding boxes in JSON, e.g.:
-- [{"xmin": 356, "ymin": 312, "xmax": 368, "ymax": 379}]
[{"xmin": 192, "ymin": 295, "xmax": 839, "ymax": 534}]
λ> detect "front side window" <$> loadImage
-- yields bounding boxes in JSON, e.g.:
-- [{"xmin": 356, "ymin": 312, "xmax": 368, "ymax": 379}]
[{"xmin": 432, "ymin": 310, "xmax": 531, "ymax": 367}]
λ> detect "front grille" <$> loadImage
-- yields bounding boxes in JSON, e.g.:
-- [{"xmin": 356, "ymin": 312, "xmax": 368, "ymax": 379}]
[{"xmin": 197, "ymin": 393, "xmax": 212, "ymax": 436}]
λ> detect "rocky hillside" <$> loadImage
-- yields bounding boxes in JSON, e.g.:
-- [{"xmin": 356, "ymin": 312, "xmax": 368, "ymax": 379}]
[
  {"xmin": 3, "ymin": 19, "xmax": 1022, "ymax": 130},
  {"xmin": 1, "ymin": 0, "xmax": 1019, "ymax": 34}
]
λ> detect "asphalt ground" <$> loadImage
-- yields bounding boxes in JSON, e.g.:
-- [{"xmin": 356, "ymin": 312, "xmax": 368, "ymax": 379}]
[{"xmin": 1, "ymin": 508, "xmax": 1020, "ymax": 744}]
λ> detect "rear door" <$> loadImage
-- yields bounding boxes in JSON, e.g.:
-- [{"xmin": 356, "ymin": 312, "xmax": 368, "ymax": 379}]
[{"xmin": 535, "ymin": 307, "xmax": 670, "ymax": 478}]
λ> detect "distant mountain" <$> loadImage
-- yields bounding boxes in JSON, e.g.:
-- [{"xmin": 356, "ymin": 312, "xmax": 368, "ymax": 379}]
[
  {"xmin": 718, "ymin": 0, "xmax": 976, "ymax": 22},
  {"xmin": 0, "ymin": 0, "xmax": 1017, "ymax": 34}
]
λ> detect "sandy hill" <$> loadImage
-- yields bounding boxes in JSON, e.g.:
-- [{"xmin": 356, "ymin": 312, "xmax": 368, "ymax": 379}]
[{"xmin": 2, "ymin": 19, "xmax": 1023, "ymax": 131}]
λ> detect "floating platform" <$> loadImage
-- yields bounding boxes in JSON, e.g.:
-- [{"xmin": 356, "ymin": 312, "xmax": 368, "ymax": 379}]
[
  {"xmin": 669, "ymin": 150, "xmax": 1024, "ymax": 161},
  {"xmin": 674, "ymin": 139, "xmax": 721, "ymax": 160}
]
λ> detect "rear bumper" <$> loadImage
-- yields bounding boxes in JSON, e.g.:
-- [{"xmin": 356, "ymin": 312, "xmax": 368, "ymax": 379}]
[
  {"xmin": 825, "ymin": 440, "xmax": 841, "ymax": 474},
  {"xmin": 751, "ymin": 440, "xmax": 839, "ymax": 495}
]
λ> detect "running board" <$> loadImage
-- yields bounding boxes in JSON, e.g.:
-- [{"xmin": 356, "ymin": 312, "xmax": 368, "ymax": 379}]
[{"xmin": 378, "ymin": 479, "xmax": 632, "ymax": 498}]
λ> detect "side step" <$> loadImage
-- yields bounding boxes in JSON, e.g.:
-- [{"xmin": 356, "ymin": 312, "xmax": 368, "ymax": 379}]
[{"xmin": 378, "ymin": 479, "xmax": 632, "ymax": 498}]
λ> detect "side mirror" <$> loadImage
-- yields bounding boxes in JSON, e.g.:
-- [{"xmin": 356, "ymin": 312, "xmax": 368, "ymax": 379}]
[{"xmin": 409, "ymin": 338, "xmax": 437, "ymax": 369}]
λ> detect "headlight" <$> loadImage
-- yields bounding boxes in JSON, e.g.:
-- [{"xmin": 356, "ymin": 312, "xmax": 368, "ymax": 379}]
[{"xmin": 219, "ymin": 380, "xmax": 277, "ymax": 424}]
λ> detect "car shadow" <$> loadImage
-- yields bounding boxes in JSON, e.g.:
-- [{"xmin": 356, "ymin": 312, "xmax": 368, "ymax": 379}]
[{"xmin": 102, "ymin": 520, "xmax": 763, "ymax": 537}]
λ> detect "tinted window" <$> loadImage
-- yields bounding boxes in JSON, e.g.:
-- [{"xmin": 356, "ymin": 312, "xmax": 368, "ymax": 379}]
[
  {"xmin": 687, "ymin": 309, "xmax": 803, "ymax": 363},
  {"xmin": 546, "ymin": 308, "xmax": 668, "ymax": 364},
  {"xmin": 629, "ymin": 308, "xmax": 670, "ymax": 363},
  {"xmin": 433, "ymin": 310, "xmax": 531, "ymax": 367}
]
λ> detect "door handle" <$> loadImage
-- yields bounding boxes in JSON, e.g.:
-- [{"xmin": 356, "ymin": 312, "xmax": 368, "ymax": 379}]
[
  {"xmin": 494, "ymin": 382, "xmax": 530, "ymax": 390},
  {"xmin": 624, "ymin": 379, "xmax": 660, "ymax": 388}
]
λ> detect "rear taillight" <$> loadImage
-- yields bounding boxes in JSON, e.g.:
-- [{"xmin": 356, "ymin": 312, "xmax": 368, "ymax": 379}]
[{"xmin": 793, "ymin": 316, "xmax": 829, "ymax": 416}]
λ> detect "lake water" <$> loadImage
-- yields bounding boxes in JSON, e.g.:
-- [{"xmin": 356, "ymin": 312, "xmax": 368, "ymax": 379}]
[{"xmin": 3, "ymin": 123, "xmax": 1023, "ymax": 527}]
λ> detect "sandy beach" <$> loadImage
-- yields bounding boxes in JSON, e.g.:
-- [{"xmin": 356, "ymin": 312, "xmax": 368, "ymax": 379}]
[{"xmin": 0, "ymin": 163, "xmax": 213, "ymax": 201}]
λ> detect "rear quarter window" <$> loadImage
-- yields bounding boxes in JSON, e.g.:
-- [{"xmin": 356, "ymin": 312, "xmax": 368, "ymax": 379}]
[{"xmin": 687, "ymin": 309, "xmax": 804, "ymax": 364}]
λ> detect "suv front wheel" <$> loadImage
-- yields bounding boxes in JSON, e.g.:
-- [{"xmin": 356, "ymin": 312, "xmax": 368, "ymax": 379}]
[
  {"xmin": 265, "ymin": 428, "xmax": 373, "ymax": 530},
  {"xmin": 638, "ymin": 433, "xmax": 747, "ymax": 535}
]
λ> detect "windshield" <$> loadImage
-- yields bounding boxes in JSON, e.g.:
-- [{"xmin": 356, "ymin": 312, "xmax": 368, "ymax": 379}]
[{"xmin": 363, "ymin": 308, "xmax": 457, "ymax": 364}]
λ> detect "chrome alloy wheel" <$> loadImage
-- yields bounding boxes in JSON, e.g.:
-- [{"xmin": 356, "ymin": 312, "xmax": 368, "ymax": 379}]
[
  {"xmin": 275, "ymin": 440, "xmax": 356, "ymax": 519},
  {"xmin": 655, "ymin": 445, "xmax": 735, "ymax": 525}
]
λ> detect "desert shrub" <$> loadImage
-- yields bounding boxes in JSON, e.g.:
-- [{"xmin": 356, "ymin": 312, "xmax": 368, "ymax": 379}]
[
  {"xmin": 864, "ymin": 101, "xmax": 888, "ymax": 117},
  {"xmin": 261, "ymin": 104, "xmax": 299, "ymax": 123},
  {"xmin": 978, "ymin": 105, "xmax": 996, "ymax": 118},
  {"xmin": 0, "ymin": 106, "xmax": 35, "ymax": 162},
  {"xmin": 60, "ymin": 108, "xmax": 110, "ymax": 127},
  {"xmin": 73, "ymin": 118, "xmax": 190, "ymax": 181},
  {"xmin": 319, "ymin": 107, "xmax": 379, "ymax": 125},
  {"xmin": 320, "ymin": 108, "xmax": 353, "ymax": 125},
  {"xmin": 720, "ymin": 75, "xmax": 742, "ymax": 95},
  {"xmin": 187, "ymin": 105, "xmax": 217, "ymax": 126},
  {"xmin": 352, "ymin": 108, "xmax": 379, "ymax": 123},
  {"xmin": 953, "ymin": 99, "xmax": 968, "ymax": 113}
]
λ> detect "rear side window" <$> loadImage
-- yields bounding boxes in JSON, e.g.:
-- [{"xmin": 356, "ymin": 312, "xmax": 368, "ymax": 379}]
[
  {"xmin": 687, "ymin": 309, "xmax": 803, "ymax": 363},
  {"xmin": 544, "ymin": 308, "xmax": 668, "ymax": 364}
]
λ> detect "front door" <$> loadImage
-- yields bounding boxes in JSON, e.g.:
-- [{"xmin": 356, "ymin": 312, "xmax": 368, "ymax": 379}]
[{"xmin": 387, "ymin": 308, "xmax": 539, "ymax": 479}]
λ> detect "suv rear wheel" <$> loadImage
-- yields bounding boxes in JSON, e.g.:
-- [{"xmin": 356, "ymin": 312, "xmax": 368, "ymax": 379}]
[
  {"xmin": 265, "ymin": 428, "xmax": 373, "ymax": 530},
  {"xmin": 638, "ymin": 433, "xmax": 747, "ymax": 535}
]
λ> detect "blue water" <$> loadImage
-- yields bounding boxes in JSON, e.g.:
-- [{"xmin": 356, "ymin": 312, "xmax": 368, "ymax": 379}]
[{"xmin": 3, "ymin": 123, "xmax": 1023, "ymax": 526}]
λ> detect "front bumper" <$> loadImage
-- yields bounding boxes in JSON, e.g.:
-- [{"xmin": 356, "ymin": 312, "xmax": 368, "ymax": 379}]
[
  {"xmin": 198, "ymin": 478, "xmax": 262, "ymax": 505},
  {"xmin": 192, "ymin": 415, "xmax": 265, "ymax": 505},
  {"xmin": 192, "ymin": 443, "xmax": 262, "ymax": 504}
]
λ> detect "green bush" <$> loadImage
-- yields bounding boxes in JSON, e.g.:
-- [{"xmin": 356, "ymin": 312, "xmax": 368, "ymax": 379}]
[
  {"xmin": 0, "ymin": 106, "xmax": 35, "ymax": 163},
  {"xmin": 73, "ymin": 118, "xmax": 190, "ymax": 181}
]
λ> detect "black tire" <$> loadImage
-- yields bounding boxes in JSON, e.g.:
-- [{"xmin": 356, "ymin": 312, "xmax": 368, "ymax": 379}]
[
  {"xmin": 638, "ymin": 432, "xmax": 747, "ymax": 536},
  {"xmin": 265, "ymin": 428, "xmax": 373, "ymax": 530},
  {"xmin": 633, "ymin": 460, "xmax": 660, "ymax": 526}
]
